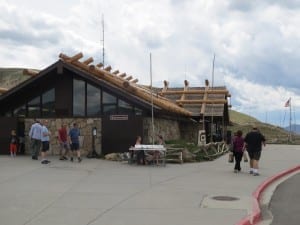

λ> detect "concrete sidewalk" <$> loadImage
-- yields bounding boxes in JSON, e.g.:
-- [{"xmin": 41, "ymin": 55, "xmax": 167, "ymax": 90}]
[{"xmin": 0, "ymin": 144, "xmax": 299, "ymax": 225}]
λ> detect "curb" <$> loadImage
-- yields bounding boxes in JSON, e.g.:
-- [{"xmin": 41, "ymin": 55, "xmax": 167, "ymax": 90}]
[{"xmin": 236, "ymin": 165, "xmax": 300, "ymax": 225}]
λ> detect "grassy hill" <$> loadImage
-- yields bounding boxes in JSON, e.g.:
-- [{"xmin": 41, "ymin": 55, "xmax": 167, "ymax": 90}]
[
  {"xmin": 229, "ymin": 110, "xmax": 300, "ymax": 144},
  {"xmin": 0, "ymin": 68, "xmax": 30, "ymax": 89}
]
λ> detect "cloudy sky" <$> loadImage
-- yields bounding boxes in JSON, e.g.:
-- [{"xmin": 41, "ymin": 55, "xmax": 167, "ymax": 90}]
[{"xmin": 0, "ymin": 0, "xmax": 299, "ymax": 127}]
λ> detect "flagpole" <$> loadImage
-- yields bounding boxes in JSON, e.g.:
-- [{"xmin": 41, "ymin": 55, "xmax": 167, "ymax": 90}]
[
  {"xmin": 289, "ymin": 98, "xmax": 292, "ymax": 142},
  {"xmin": 150, "ymin": 53, "xmax": 154, "ymax": 145}
]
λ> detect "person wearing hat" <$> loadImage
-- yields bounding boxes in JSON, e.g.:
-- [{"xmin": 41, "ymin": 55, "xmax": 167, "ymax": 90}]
[{"xmin": 244, "ymin": 125, "xmax": 266, "ymax": 176}]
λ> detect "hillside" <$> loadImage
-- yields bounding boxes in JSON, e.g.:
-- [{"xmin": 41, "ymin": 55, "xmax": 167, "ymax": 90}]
[
  {"xmin": 229, "ymin": 110, "xmax": 300, "ymax": 144},
  {"xmin": 0, "ymin": 68, "xmax": 30, "ymax": 89}
]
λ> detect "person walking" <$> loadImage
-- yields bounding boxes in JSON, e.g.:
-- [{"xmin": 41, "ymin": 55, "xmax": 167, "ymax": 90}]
[
  {"xmin": 29, "ymin": 119, "xmax": 43, "ymax": 160},
  {"xmin": 244, "ymin": 126, "xmax": 266, "ymax": 176},
  {"xmin": 41, "ymin": 120, "xmax": 51, "ymax": 164},
  {"xmin": 232, "ymin": 130, "xmax": 245, "ymax": 173},
  {"xmin": 68, "ymin": 123, "xmax": 82, "ymax": 162},
  {"xmin": 58, "ymin": 123, "xmax": 69, "ymax": 160}
]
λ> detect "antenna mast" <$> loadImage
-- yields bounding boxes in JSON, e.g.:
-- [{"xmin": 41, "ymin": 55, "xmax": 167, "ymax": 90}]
[{"xmin": 101, "ymin": 14, "xmax": 105, "ymax": 66}]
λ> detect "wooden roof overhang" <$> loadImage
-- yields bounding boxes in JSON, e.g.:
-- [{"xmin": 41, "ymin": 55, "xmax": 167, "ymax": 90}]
[
  {"xmin": 158, "ymin": 79, "xmax": 231, "ymax": 123},
  {"xmin": 58, "ymin": 53, "xmax": 192, "ymax": 117}
]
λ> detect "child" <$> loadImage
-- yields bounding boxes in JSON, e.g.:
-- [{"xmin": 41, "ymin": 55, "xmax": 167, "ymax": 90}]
[{"xmin": 10, "ymin": 130, "xmax": 18, "ymax": 157}]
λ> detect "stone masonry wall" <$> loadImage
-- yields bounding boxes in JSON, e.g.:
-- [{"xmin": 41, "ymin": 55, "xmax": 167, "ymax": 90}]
[
  {"xmin": 143, "ymin": 117, "xmax": 200, "ymax": 144},
  {"xmin": 143, "ymin": 118, "xmax": 181, "ymax": 144},
  {"xmin": 24, "ymin": 118, "xmax": 102, "ymax": 156}
]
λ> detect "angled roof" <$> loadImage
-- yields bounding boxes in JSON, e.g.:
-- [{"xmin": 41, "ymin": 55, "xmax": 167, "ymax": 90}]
[{"xmin": 0, "ymin": 52, "xmax": 231, "ymax": 121}]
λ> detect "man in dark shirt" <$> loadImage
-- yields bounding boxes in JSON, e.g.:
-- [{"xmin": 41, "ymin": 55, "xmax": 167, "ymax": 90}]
[
  {"xmin": 244, "ymin": 126, "xmax": 266, "ymax": 176},
  {"xmin": 69, "ymin": 123, "xmax": 82, "ymax": 162}
]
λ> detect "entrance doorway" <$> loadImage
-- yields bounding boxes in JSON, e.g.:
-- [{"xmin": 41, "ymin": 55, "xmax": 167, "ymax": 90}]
[
  {"xmin": 0, "ymin": 117, "xmax": 20, "ymax": 155},
  {"xmin": 102, "ymin": 115, "xmax": 143, "ymax": 155}
]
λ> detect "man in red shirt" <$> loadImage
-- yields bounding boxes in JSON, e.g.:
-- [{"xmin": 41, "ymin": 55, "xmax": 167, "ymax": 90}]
[{"xmin": 58, "ymin": 123, "xmax": 69, "ymax": 160}]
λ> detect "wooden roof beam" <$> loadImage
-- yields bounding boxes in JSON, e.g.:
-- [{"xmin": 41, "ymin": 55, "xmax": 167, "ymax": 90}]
[
  {"xmin": 23, "ymin": 69, "xmax": 39, "ymax": 76},
  {"xmin": 131, "ymin": 78, "xmax": 138, "ymax": 83},
  {"xmin": 125, "ymin": 75, "xmax": 133, "ymax": 81},
  {"xmin": 179, "ymin": 80, "xmax": 189, "ymax": 106},
  {"xmin": 158, "ymin": 90, "xmax": 230, "ymax": 95},
  {"xmin": 96, "ymin": 63, "xmax": 103, "ymax": 68},
  {"xmin": 176, "ymin": 99, "xmax": 228, "ymax": 104},
  {"xmin": 0, "ymin": 87, "xmax": 8, "ymax": 94},
  {"xmin": 83, "ymin": 57, "xmax": 94, "ymax": 65},
  {"xmin": 122, "ymin": 81, "xmax": 192, "ymax": 116},
  {"xmin": 104, "ymin": 65, "xmax": 112, "ymax": 72},
  {"xmin": 119, "ymin": 73, "xmax": 126, "ymax": 78},
  {"xmin": 64, "ymin": 52, "xmax": 83, "ymax": 63},
  {"xmin": 112, "ymin": 70, "xmax": 119, "ymax": 75}
]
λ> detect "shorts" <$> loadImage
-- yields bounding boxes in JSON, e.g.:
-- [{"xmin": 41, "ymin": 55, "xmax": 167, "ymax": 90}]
[
  {"xmin": 70, "ymin": 143, "xmax": 79, "ymax": 151},
  {"xmin": 42, "ymin": 141, "xmax": 50, "ymax": 152},
  {"xmin": 10, "ymin": 143, "xmax": 17, "ymax": 153},
  {"xmin": 60, "ymin": 142, "xmax": 69, "ymax": 150},
  {"xmin": 248, "ymin": 151, "xmax": 261, "ymax": 161}
]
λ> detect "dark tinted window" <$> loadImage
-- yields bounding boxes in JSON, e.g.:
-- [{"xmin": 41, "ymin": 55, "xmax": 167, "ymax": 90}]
[
  {"xmin": 118, "ymin": 99, "xmax": 133, "ymax": 114},
  {"xmin": 13, "ymin": 104, "xmax": 26, "ymax": 117},
  {"xmin": 28, "ymin": 96, "xmax": 40, "ymax": 117},
  {"xmin": 73, "ymin": 79, "xmax": 85, "ymax": 116},
  {"xmin": 87, "ymin": 83, "xmax": 101, "ymax": 116},
  {"xmin": 42, "ymin": 88, "xmax": 55, "ymax": 117}
]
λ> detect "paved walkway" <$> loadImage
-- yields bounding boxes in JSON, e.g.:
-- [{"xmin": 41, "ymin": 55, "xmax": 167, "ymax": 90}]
[{"xmin": 0, "ymin": 144, "xmax": 299, "ymax": 225}]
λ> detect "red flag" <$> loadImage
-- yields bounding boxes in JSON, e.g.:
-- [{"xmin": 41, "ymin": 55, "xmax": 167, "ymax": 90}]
[{"xmin": 284, "ymin": 98, "xmax": 291, "ymax": 107}]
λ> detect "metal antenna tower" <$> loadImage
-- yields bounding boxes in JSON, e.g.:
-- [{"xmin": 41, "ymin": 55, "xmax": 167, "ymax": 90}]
[{"xmin": 101, "ymin": 14, "xmax": 105, "ymax": 66}]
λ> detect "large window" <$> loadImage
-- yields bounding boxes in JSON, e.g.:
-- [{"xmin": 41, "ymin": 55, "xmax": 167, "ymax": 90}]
[
  {"xmin": 134, "ymin": 107, "xmax": 143, "ymax": 115},
  {"xmin": 103, "ymin": 91, "xmax": 117, "ymax": 115},
  {"xmin": 73, "ymin": 79, "xmax": 85, "ymax": 116},
  {"xmin": 118, "ymin": 99, "xmax": 133, "ymax": 114},
  {"xmin": 87, "ymin": 83, "xmax": 101, "ymax": 116},
  {"xmin": 28, "ymin": 96, "xmax": 40, "ymax": 117},
  {"xmin": 13, "ymin": 104, "xmax": 26, "ymax": 117},
  {"xmin": 42, "ymin": 88, "xmax": 55, "ymax": 117}
]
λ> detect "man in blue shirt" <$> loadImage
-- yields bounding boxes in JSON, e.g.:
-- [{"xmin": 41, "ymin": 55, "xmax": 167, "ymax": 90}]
[{"xmin": 69, "ymin": 123, "xmax": 82, "ymax": 162}]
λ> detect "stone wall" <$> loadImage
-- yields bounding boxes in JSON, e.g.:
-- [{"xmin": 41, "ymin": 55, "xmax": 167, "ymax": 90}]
[
  {"xmin": 25, "ymin": 118, "xmax": 102, "ymax": 156},
  {"xmin": 23, "ymin": 117, "xmax": 200, "ymax": 156},
  {"xmin": 143, "ymin": 117, "xmax": 199, "ymax": 144}
]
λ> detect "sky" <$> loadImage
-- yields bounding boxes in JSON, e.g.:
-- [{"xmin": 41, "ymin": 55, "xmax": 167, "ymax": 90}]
[{"xmin": 0, "ymin": 0, "xmax": 299, "ymax": 127}]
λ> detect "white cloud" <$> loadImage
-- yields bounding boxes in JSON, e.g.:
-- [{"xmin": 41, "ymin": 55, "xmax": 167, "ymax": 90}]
[{"xmin": 0, "ymin": 0, "xmax": 300, "ymax": 126}]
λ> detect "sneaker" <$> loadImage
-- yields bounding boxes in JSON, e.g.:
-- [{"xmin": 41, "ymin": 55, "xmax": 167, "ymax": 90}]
[
  {"xmin": 253, "ymin": 173, "xmax": 260, "ymax": 176},
  {"xmin": 249, "ymin": 171, "xmax": 253, "ymax": 174},
  {"xmin": 78, "ymin": 157, "xmax": 82, "ymax": 163},
  {"xmin": 41, "ymin": 160, "xmax": 48, "ymax": 164},
  {"xmin": 59, "ymin": 157, "xmax": 64, "ymax": 160},
  {"xmin": 63, "ymin": 156, "xmax": 68, "ymax": 160},
  {"xmin": 70, "ymin": 157, "xmax": 73, "ymax": 162}
]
